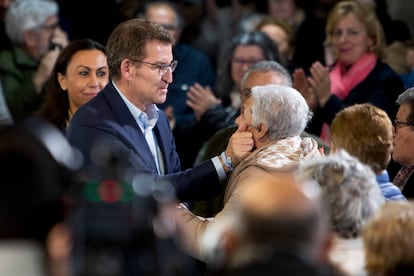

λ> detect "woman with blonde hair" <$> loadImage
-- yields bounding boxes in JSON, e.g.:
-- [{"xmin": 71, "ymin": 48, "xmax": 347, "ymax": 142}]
[{"xmin": 294, "ymin": 0, "xmax": 403, "ymax": 143}]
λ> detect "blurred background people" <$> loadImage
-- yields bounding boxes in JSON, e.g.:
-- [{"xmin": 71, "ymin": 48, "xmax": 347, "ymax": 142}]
[
  {"xmin": 69, "ymin": 151, "xmax": 205, "ymax": 276},
  {"xmin": 383, "ymin": 38, "xmax": 414, "ymax": 89},
  {"xmin": 255, "ymin": 15, "xmax": 296, "ymax": 72},
  {"xmin": 0, "ymin": 0, "xmax": 13, "ymax": 52},
  {"xmin": 201, "ymin": 175, "xmax": 342, "ymax": 275},
  {"xmin": 0, "ymin": 118, "xmax": 80, "ymax": 276},
  {"xmin": 0, "ymin": 0, "xmax": 69, "ymax": 124},
  {"xmin": 267, "ymin": 0, "xmax": 305, "ymax": 33},
  {"xmin": 391, "ymin": 87, "xmax": 414, "ymax": 199},
  {"xmin": 143, "ymin": 1, "xmax": 217, "ymax": 169},
  {"xmin": 39, "ymin": 38, "xmax": 108, "ymax": 133},
  {"xmin": 330, "ymin": 103, "xmax": 406, "ymax": 201},
  {"xmin": 294, "ymin": 0, "xmax": 403, "ymax": 144},
  {"xmin": 291, "ymin": 0, "xmax": 340, "ymax": 73},
  {"xmin": 299, "ymin": 149, "xmax": 386, "ymax": 276},
  {"xmin": 357, "ymin": 0, "xmax": 411, "ymax": 44},
  {"xmin": 186, "ymin": 31, "xmax": 279, "ymax": 142},
  {"xmin": 362, "ymin": 201, "xmax": 414, "ymax": 275}
]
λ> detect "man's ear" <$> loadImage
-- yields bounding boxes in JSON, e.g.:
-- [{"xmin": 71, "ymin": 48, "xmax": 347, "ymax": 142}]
[
  {"xmin": 23, "ymin": 30, "xmax": 37, "ymax": 49},
  {"xmin": 120, "ymin": 59, "xmax": 135, "ymax": 81}
]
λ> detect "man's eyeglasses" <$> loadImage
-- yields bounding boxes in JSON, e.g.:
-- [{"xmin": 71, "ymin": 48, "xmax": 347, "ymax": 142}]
[
  {"xmin": 393, "ymin": 120, "xmax": 413, "ymax": 132},
  {"xmin": 133, "ymin": 60, "xmax": 178, "ymax": 76}
]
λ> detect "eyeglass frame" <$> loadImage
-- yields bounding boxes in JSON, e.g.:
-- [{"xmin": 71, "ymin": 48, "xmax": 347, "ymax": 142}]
[
  {"xmin": 393, "ymin": 120, "xmax": 413, "ymax": 132},
  {"xmin": 130, "ymin": 59, "xmax": 178, "ymax": 76}
]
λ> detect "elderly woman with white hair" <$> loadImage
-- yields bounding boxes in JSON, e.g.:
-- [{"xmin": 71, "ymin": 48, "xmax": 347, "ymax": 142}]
[
  {"xmin": 298, "ymin": 149, "xmax": 386, "ymax": 276},
  {"xmin": 175, "ymin": 84, "xmax": 322, "ymax": 265}
]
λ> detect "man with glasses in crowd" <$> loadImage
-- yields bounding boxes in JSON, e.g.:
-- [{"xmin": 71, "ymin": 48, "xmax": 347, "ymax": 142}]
[
  {"xmin": 0, "ymin": 0, "xmax": 68, "ymax": 123},
  {"xmin": 67, "ymin": 19, "xmax": 253, "ymax": 204},
  {"xmin": 391, "ymin": 87, "xmax": 414, "ymax": 198}
]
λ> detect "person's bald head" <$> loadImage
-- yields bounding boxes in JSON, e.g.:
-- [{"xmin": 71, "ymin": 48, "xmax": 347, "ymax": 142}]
[
  {"xmin": 201, "ymin": 173, "xmax": 330, "ymax": 268},
  {"xmin": 238, "ymin": 174, "xmax": 325, "ymax": 249}
]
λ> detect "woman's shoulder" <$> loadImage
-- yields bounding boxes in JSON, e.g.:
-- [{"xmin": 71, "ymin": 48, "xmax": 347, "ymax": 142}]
[
  {"xmin": 365, "ymin": 60, "xmax": 404, "ymax": 89},
  {"xmin": 372, "ymin": 60, "xmax": 401, "ymax": 78}
]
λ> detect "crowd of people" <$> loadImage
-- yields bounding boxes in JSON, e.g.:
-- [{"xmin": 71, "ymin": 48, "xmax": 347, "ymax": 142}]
[{"xmin": 1, "ymin": 0, "xmax": 414, "ymax": 275}]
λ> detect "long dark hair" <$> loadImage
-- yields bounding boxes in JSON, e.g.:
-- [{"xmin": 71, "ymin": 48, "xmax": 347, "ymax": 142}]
[{"xmin": 39, "ymin": 39, "xmax": 106, "ymax": 130}]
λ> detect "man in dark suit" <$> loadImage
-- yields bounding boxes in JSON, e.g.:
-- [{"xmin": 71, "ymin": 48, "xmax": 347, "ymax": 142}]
[
  {"xmin": 144, "ymin": 2, "xmax": 217, "ymax": 169},
  {"xmin": 66, "ymin": 19, "xmax": 253, "ymax": 202}
]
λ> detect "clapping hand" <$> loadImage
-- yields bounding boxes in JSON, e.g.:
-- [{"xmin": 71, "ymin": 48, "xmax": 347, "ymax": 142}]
[{"xmin": 186, "ymin": 82, "xmax": 221, "ymax": 121}]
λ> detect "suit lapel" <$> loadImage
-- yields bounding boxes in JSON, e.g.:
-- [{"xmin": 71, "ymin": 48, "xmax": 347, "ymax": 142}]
[{"xmin": 102, "ymin": 84, "xmax": 159, "ymax": 172}]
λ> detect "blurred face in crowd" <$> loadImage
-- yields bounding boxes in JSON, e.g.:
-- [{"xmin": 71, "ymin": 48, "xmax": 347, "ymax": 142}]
[
  {"xmin": 28, "ymin": 15, "xmax": 59, "ymax": 57},
  {"xmin": 0, "ymin": 0, "xmax": 13, "ymax": 21},
  {"xmin": 331, "ymin": 13, "xmax": 373, "ymax": 65},
  {"xmin": 145, "ymin": 4, "xmax": 180, "ymax": 43},
  {"xmin": 267, "ymin": 0, "xmax": 297, "ymax": 21},
  {"xmin": 58, "ymin": 49, "xmax": 108, "ymax": 114},
  {"xmin": 392, "ymin": 104, "xmax": 414, "ymax": 167},
  {"xmin": 231, "ymin": 46, "xmax": 265, "ymax": 90},
  {"xmin": 259, "ymin": 24, "xmax": 290, "ymax": 59}
]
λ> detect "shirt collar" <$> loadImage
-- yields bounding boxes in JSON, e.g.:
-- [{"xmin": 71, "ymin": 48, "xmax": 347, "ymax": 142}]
[{"xmin": 113, "ymin": 81, "xmax": 159, "ymax": 130}]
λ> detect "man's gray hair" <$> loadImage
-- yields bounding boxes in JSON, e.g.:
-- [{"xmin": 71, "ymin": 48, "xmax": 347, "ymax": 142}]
[
  {"xmin": 250, "ymin": 84, "xmax": 311, "ymax": 139},
  {"xmin": 241, "ymin": 60, "xmax": 292, "ymax": 88},
  {"xmin": 396, "ymin": 87, "xmax": 414, "ymax": 106},
  {"xmin": 5, "ymin": 0, "xmax": 58, "ymax": 45},
  {"xmin": 396, "ymin": 87, "xmax": 414, "ymax": 127}
]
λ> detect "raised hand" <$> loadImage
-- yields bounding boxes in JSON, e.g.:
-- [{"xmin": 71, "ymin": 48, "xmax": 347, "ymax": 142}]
[
  {"xmin": 186, "ymin": 82, "xmax": 221, "ymax": 121},
  {"xmin": 33, "ymin": 49, "xmax": 61, "ymax": 94},
  {"xmin": 293, "ymin": 68, "xmax": 317, "ymax": 111},
  {"xmin": 308, "ymin": 61, "xmax": 331, "ymax": 108}
]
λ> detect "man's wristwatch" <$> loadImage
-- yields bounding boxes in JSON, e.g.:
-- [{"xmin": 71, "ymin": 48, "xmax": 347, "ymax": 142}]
[{"xmin": 221, "ymin": 151, "xmax": 233, "ymax": 172}]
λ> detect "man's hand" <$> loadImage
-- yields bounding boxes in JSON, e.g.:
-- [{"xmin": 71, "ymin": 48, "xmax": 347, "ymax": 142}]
[
  {"xmin": 224, "ymin": 127, "xmax": 254, "ymax": 166},
  {"xmin": 33, "ymin": 50, "xmax": 61, "ymax": 94}
]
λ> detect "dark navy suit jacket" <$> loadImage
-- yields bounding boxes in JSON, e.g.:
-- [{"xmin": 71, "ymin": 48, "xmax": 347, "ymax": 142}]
[{"xmin": 67, "ymin": 82, "xmax": 221, "ymax": 201}]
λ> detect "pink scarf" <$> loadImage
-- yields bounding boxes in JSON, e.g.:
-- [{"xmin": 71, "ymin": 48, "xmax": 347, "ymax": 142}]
[{"xmin": 320, "ymin": 53, "xmax": 377, "ymax": 142}]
